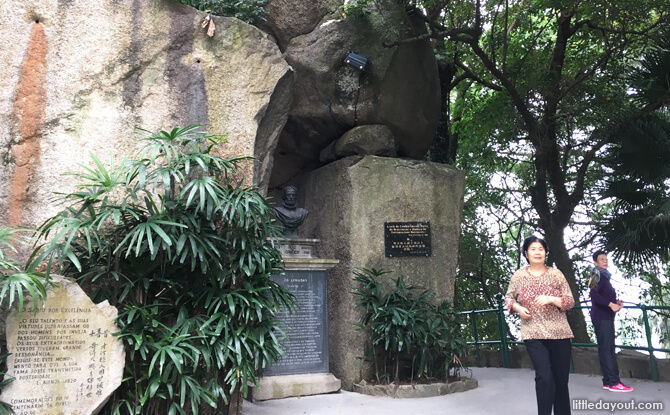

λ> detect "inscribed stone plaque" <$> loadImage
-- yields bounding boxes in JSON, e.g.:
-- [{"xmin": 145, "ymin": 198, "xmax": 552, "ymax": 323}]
[
  {"xmin": 384, "ymin": 221, "xmax": 432, "ymax": 257},
  {"xmin": 265, "ymin": 270, "xmax": 328, "ymax": 376},
  {"xmin": 1, "ymin": 276, "xmax": 125, "ymax": 415},
  {"xmin": 278, "ymin": 243, "xmax": 313, "ymax": 258}
]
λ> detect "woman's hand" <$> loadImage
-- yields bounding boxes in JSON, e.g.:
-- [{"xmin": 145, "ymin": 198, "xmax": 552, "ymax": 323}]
[
  {"xmin": 535, "ymin": 295, "xmax": 560, "ymax": 307},
  {"xmin": 513, "ymin": 303, "xmax": 532, "ymax": 319},
  {"xmin": 609, "ymin": 302, "xmax": 623, "ymax": 312}
]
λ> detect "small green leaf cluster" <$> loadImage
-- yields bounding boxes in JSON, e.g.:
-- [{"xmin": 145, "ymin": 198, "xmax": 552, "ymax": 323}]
[
  {"xmin": 0, "ymin": 353, "xmax": 16, "ymax": 414},
  {"xmin": 342, "ymin": 0, "xmax": 374, "ymax": 18},
  {"xmin": 29, "ymin": 126, "xmax": 294, "ymax": 414},
  {"xmin": 0, "ymin": 227, "xmax": 47, "ymax": 413},
  {"xmin": 352, "ymin": 268, "xmax": 467, "ymax": 384},
  {"xmin": 0, "ymin": 227, "xmax": 47, "ymax": 314},
  {"xmin": 173, "ymin": 0, "xmax": 266, "ymax": 24}
]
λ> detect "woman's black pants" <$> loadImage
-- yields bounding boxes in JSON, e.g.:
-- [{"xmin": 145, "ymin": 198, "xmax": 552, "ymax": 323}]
[
  {"xmin": 593, "ymin": 319, "xmax": 620, "ymax": 386},
  {"xmin": 524, "ymin": 338, "xmax": 572, "ymax": 415}
]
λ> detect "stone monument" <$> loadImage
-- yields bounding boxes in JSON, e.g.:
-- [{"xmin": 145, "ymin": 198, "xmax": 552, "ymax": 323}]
[
  {"xmin": 1, "ymin": 276, "xmax": 125, "ymax": 415},
  {"xmin": 298, "ymin": 155, "xmax": 465, "ymax": 389},
  {"xmin": 249, "ymin": 188, "xmax": 340, "ymax": 401}
]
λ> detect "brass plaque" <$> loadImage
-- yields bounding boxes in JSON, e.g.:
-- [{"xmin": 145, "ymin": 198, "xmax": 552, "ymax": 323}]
[{"xmin": 384, "ymin": 221, "xmax": 431, "ymax": 257}]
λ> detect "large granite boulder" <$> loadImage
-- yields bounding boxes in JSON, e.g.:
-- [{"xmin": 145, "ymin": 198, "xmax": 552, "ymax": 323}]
[
  {"xmin": 319, "ymin": 124, "xmax": 396, "ymax": 163},
  {"xmin": 257, "ymin": 0, "xmax": 342, "ymax": 50},
  {"xmin": 266, "ymin": 6, "xmax": 441, "ymax": 188},
  {"xmin": 0, "ymin": 0, "xmax": 292, "ymax": 230}
]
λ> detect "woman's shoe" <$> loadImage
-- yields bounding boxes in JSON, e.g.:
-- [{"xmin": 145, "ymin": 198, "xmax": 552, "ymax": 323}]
[{"xmin": 609, "ymin": 383, "xmax": 633, "ymax": 392}]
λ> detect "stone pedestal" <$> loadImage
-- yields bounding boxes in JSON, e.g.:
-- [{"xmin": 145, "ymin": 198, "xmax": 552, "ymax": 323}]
[
  {"xmin": 249, "ymin": 373, "xmax": 341, "ymax": 402},
  {"xmin": 250, "ymin": 239, "xmax": 340, "ymax": 401},
  {"xmin": 298, "ymin": 155, "xmax": 465, "ymax": 389}
]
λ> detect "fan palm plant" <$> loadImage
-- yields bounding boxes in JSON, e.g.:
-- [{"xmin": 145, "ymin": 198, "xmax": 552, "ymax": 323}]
[{"xmin": 600, "ymin": 26, "xmax": 670, "ymax": 266}]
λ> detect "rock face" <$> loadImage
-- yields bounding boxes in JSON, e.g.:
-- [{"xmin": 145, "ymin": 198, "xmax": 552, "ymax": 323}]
[
  {"xmin": 265, "ymin": 3, "xmax": 441, "ymax": 187},
  {"xmin": 0, "ymin": 0, "xmax": 292, "ymax": 230},
  {"xmin": 319, "ymin": 124, "xmax": 396, "ymax": 163},
  {"xmin": 1, "ymin": 276, "xmax": 125, "ymax": 415},
  {"xmin": 298, "ymin": 156, "xmax": 465, "ymax": 389},
  {"xmin": 258, "ymin": 0, "xmax": 342, "ymax": 50}
]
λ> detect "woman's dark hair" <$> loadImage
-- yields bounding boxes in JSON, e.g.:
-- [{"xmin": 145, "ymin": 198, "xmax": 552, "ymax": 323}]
[
  {"xmin": 592, "ymin": 250, "xmax": 607, "ymax": 262},
  {"xmin": 522, "ymin": 235, "xmax": 548, "ymax": 263}
]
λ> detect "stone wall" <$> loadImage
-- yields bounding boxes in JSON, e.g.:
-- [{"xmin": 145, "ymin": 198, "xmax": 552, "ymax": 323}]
[
  {"xmin": 0, "ymin": 0, "xmax": 292, "ymax": 231},
  {"xmin": 297, "ymin": 155, "xmax": 465, "ymax": 389}
]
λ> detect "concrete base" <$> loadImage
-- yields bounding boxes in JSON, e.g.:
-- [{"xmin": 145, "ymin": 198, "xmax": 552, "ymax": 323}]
[
  {"xmin": 353, "ymin": 377, "xmax": 478, "ymax": 398},
  {"xmin": 249, "ymin": 373, "xmax": 341, "ymax": 401}
]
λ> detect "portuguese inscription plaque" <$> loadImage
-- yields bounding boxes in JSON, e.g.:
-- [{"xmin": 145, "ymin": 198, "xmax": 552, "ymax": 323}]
[
  {"xmin": 277, "ymin": 243, "xmax": 313, "ymax": 258},
  {"xmin": 264, "ymin": 270, "xmax": 328, "ymax": 376},
  {"xmin": 384, "ymin": 221, "xmax": 431, "ymax": 257},
  {"xmin": 1, "ymin": 276, "xmax": 124, "ymax": 415}
]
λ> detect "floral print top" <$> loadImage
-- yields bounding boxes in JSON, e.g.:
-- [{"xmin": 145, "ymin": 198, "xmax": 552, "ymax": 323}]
[{"xmin": 505, "ymin": 266, "xmax": 575, "ymax": 340}]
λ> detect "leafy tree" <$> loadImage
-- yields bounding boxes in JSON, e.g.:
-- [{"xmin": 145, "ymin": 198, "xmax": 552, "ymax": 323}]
[
  {"xmin": 348, "ymin": 0, "xmax": 670, "ymax": 342},
  {"xmin": 28, "ymin": 126, "xmax": 294, "ymax": 415}
]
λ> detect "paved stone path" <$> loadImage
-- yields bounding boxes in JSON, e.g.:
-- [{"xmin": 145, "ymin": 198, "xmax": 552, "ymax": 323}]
[{"xmin": 243, "ymin": 367, "xmax": 669, "ymax": 415}]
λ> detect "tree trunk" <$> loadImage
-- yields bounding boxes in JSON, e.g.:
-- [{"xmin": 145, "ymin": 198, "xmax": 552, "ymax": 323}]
[
  {"xmin": 430, "ymin": 56, "xmax": 457, "ymax": 164},
  {"xmin": 543, "ymin": 228, "xmax": 590, "ymax": 343},
  {"xmin": 210, "ymin": 380, "xmax": 244, "ymax": 415},
  {"xmin": 227, "ymin": 386, "xmax": 244, "ymax": 415}
]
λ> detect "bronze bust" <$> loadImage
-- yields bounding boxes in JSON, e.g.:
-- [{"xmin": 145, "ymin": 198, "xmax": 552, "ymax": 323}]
[{"xmin": 272, "ymin": 186, "xmax": 309, "ymax": 238}]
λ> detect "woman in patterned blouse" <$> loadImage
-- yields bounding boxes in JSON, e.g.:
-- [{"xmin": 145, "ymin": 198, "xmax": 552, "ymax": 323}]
[{"xmin": 505, "ymin": 235, "xmax": 575, "ymax": 415}]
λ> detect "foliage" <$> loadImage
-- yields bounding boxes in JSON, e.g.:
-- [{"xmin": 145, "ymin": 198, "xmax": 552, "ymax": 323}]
[
  {"xmin": 29, "ymin": 126, "xmax": 294, "ymax": 415},
  {"xmin": 341, "ymin": 0, "xmax": 374, "ymax": 18},
  {"xmin": 599, "ymin": 112, "xmax": 670, "ymax": 266},
  {"xmin": 598, "ymin": 28, "xmax": 670, "ymax": 267},
  {"xmin": 352, "ymin": 268, "xmax": 467, "ymax": 384},
  {"xmin": 0, "ymin": 353, "xmax": 15, "ymax": 415},
  {"xmin": 0, "ymin": 227, "xmax": 47, "ymax": 315},
  {"xmin": 455, "ymin": 218, "xmax": 533, "ymax": 343},
  {"xmin": 639, "ymin": 269, "xmax": 670, "ymax": 352},
  {"xmin": 173, "ymin": 0, "xmax": 266, "ymax": 24},
  {"xmin": 408, "ymin": 0, "xmax": 670, "ymax": 341},
  {"xmin": 0, "ymin": 227, "xmax": 47, "ymax": 414}
]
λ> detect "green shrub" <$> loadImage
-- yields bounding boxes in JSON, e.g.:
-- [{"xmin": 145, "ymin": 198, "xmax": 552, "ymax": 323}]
[
  {"xmin": 173, "ymin": 0, "xmax": 266, "ymax": 23},
  {"xmin": 29, "ymin": 126, "xmax": 294, "ymax": 415},
  {"xmin": 0, "ymin": 227, "xmax": 48, "ymax": 414},
  {"xmin": 0, "ymin": 227, "xmax": 47, "ymax": 314},
  {"xmin": 352, "ymin": 268, "xmax": 467, "ymax": 384}
]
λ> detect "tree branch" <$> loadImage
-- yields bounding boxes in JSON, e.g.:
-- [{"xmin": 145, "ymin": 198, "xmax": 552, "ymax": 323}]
[
  {"xmin": 381, "ymin": 28, "xmax": 476, "ymax": 48},
  {"xmin": 453, "ymin": 62, "xmax": 504, "ymax": 91}
]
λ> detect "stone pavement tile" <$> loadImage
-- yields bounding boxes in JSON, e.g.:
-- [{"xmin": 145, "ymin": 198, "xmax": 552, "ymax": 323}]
[{"xmin": 243, "ymin": 367, "xmax": 670, "ymax": 415}]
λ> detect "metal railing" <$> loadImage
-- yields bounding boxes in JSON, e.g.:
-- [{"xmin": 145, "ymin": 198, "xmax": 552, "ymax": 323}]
[{"xmin": 458, "ymin": 293, "xmax": 670, "ymax": 381}]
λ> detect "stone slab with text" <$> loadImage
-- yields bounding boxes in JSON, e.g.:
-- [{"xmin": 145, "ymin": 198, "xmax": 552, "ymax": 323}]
[{"xmin": 1, "ymin": 275, "xmax": 125, "ymax": 415}]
